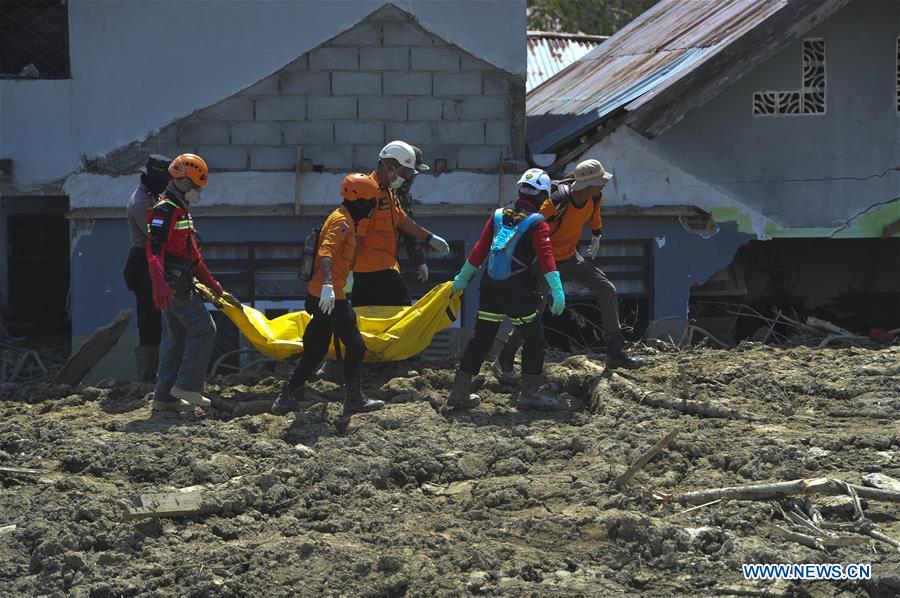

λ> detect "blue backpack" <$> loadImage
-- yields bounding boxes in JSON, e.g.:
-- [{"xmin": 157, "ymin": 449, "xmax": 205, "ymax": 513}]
[{"xmin": 486, "ymin": 208, "xmax": 545, "ymax": 281}]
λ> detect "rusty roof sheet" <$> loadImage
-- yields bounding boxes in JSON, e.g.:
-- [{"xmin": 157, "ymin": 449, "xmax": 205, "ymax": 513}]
[
  {"xmin": 527, "ymin": 31, "xmax": 607, "ymax": 93},
  {"xmin": 527, "ymin": 0, "xmax": 791, "ymax": 152}
]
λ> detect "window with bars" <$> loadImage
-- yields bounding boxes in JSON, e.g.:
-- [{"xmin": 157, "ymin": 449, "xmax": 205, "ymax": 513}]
[
  {"xmin": 753, "ymin": 39, "xmax": 826, "ymax": 116},
  {"xmin": 0, "ymin": 0, "xmax": 70, "ymax": 78}
]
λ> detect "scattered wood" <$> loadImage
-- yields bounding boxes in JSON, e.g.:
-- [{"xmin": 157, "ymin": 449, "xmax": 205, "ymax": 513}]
[
  {"xmin": 56, "ymin": 309, "xmax": 132, "ymax": 385},
  {"xmin": 124, "ymin": 490, "xmax": 202, "ymax": 520},
  {"xmin": 0, "ymin": 466, "xmax": 49, "ymax": 477},
  {"xmin": 660, "ymin": 478, "xmax": 900, "ymax": 506},
  {"xmin": 0, "ymin": 524, "xmax": 16, "ymax": 536},
  {"xmin": 677, "ymin": 499, "xmax": 722, "ymax": 515},
  {"xmin": 609, "ymin": 374, "xmax": 762, "ymax": 421},
  {"xmin": 768, "ymin": 524, "xmax": 869, "ymax": 550},
  {"xmin": 862, "ymin": 473, "xmax": 900, "ymax": 493},
  {"xmin": 615, "ymin": 429, "xmax": 679, "ymax": 490}
]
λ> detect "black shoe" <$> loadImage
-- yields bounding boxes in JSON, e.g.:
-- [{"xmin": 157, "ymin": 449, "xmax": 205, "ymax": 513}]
[
  {"xmin": 605, "ymin": 333, "xmax": 645, "ymax": 369},
  {"xmin": 271, "ymin": 383, "xmax": 304, "ymax": 415},
  {"xmin": 342, "ymin": 384, "xmax": 384, "ymax": 415}
]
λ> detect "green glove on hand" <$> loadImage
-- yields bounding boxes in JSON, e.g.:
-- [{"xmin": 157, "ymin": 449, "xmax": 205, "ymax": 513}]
[
  {"xmin": 451, "ymin": 261, "xmax": 479, "ymax": 293},
  {"xmin": 544, "ymin": 270, "xmax": 566, "ymax": 315}
]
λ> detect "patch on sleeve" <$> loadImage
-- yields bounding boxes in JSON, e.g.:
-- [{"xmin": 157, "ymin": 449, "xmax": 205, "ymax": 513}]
[
  {"xmin": 338, "ymin": 222, "xmax": 350, "ymax": 236},
  {"xmin": 150, "ymin": 218, "xmax": 165, "ymax": 227}
]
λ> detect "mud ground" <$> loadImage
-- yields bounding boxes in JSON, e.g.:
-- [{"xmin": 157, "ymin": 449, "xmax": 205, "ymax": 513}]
[{"xmin": 0, "ymin": 344, "xmax": 898, "ymax": 597}]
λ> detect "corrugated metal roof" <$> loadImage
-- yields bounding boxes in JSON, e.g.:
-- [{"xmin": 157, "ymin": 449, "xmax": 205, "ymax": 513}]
[
  {"xmin": 527, "ymin": 31, "xmax": 607, "ymax": 93},
  {"xmin": 527, "ymin": 0, "xmax": 792, "ymax": 152}
]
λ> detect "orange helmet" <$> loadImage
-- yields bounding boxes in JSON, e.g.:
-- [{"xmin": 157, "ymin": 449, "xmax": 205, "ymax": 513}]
[
  {"xmin": 340, "ymin": 173, "xmax": 382, "ymax": 202},
  {"xmin": 168, "ymin": 153, "xmax": 209, "ymax": 188}
]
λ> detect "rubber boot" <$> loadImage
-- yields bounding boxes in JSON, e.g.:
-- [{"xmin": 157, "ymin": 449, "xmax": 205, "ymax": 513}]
[
  {"xmin": 447, "ymin": 370, "xmax": 481, "ymax": 409},
  {"xmin": 604, "ymin": 333, "xmax": 644, "ymax": 369},
  {"xmin": 315, "ymin": 360, "xmax": 344, "ymax": 383},
  {"xmin": 170, "ymin": 386, "xmax": 212, "ymax": 408},
  {"xmin": 135, "ymin": 345, "xmax": 159, "ymax": 382},
  {"xmin": 516, "ymin": 374, "xmax": 560, "ymax": 410},
  {"xmin": 271, "ymin": 382, "xmax": 304, "ymax": 416},
  {"xmin": 342, "ymin": 383, "xmax": 384, "ymax": 415}
]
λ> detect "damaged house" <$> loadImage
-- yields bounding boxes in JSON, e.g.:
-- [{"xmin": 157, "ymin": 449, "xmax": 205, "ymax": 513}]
[
  {"xmin": 1, "ymin": 1, "xmax": 529, "ymax": 380},
  {"xmin": 527, "ymin": 0, "xmax": 900, "ymax": 341}
]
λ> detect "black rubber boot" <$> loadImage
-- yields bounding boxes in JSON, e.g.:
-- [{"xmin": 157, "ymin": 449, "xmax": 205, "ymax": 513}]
[
  {"xmin": 447, "ymin": 370, "xmax": 481, "ymax": 408},
  {"xmin": 605, "ymin": 333, "xmax": 644, "ymax": 369},
  {"xmin": 516, "ymin": 374, "xmax": 560, "ymax": 410},
  {"xmin": 271, "ymin": 382, "xmax": 305, "ymax": 415},
  {"xmin": 314, "ymin": 360, "xmax": 344, "ymax": 383},
  {"xmin": 342, "ymin": 383, "xmax": 384, "ymax": 415}
]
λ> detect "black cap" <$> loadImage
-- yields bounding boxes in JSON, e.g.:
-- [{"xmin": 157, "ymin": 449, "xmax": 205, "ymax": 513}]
[{"xmin": 140, "ymin": 154, "xmax": 172, "ymax": 182}]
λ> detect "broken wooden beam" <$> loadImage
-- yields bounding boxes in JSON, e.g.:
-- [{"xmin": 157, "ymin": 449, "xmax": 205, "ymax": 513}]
[
  {"xmin": 615, "ymin": 429, "xmax": 679, "ymax": 490},
  {"xmin": 56, "ymin": 309, "xmax": 132, "ymax": 385},
  {"xmin": 862, "ymin": 473, "xmax": 900, "ymax": 493},
  {"xmin": 661, "ymin": 478, "xmax": 900, "ymax": 506},
  {"xmin": 124, "ymin": 490, "xmax": 202, "ymax": 520},
  {"xmin": 0, "ymin": 466, "xmax": 49, "ymax": 477},
  {"xmin": 609, "ymin": 373, "xmax": 762, "ymax": 421}
]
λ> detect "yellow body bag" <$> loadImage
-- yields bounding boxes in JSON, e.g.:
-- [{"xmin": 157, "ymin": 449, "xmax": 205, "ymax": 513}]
[{"xmin": 203, "ymin": 282, "xmax": 460, "ymax": 362}]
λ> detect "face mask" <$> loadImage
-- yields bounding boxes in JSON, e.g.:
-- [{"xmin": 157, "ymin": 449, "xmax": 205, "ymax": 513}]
[
  {"xmin": 391, "ymin": 175, "xmax": 406, "ymax": 190},
  {"xmin": 184, "ymin": 188, "xmax": 201, "ymax": 204}
]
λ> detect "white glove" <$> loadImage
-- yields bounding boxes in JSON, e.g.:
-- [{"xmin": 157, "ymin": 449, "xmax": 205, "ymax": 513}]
[
  {"xmin": 319, "ymin": 284, "xmax": 336, "ymax": 315},
  {"xmin": 343, "ymin": 272, "xmax": 354, "ymax": 294},
  {"xmin": 427, "ymin": 233, "xmax": 450, "ymax": 256},
  {"xmin": 589, "ymin": 234, "xmax": 601, "ymax": 259},
  {"xmin": 417, "ymin": 263, "xmax": 429, "ymax": 282}
]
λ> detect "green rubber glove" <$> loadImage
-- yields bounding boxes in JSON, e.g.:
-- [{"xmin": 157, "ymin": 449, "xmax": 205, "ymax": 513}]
[
  {"xmin": 451, "ymin": 261, "xmax": 479, "ymax": 293},
  {"xmin": 544, "ymin": 270, "xmax": 565, "ymax": 315}
]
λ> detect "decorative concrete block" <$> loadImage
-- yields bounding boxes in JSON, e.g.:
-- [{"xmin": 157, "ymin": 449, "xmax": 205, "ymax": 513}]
[
  {"xmin": 196, "ymin": 146, "xmax": 248, "ymax": 170},
  {"xmin": 307, "ymin": 96, "xmax": 357, "ymax": 120},
  {"xmin": 239, "ymin": 74, "xmax": 279, "ymax": 97},
  {"xmin": 433, "ymin": 73, "xmax": 482, "ymax": 96},
  {"xmin": 483, "ymin": 75, "xmax": 510, "ymax": 95},
  {"xmin": 309, "ymin": 47, "xmax": 358, "ymax": 70},
  {"xmin": 382, "ymin": 21, "xmax": 434, "ymax": 46},
  {"xmin": 383, "ymin": 72, "xmax": 431, "ymax": 96},
  {"xmin": 385, "ymin": 122, "xmax": 433, "ymax": 145},
  {"xmin": 196, "ymin": 98, "xmax": 253, "ymax": 121},
  {"xmin": 177, "ymin": 122, "xmax": 230, "ymax": 145},
  {"xmin": 335, "ymin": 122, "xmax": 384, "ymax": 145},
  {"xmin": 457, "ymin": 97, "xmax": 509, "ymax": 120},
  {"xmin": 486, "ymin": 122, "xmax": 512, "ymax": 145},
  {"xmin": 353, "ymin": 145, "xmax": 384, "ymax": 167},
  {"xmin": 281, "ymin": 72, "xmax": 331, "ymax": 95},
  {"xmin": 231, "ymin": 122, "xmax": 282, "ymax": 145},
  {"xmin": 461, "ymin": 56, "xmax": 490, "ymax": 71},
  {"xmin": 250, "ymin": 146, "xmax": 297, "ymax": 170},
  {"xmin": 303, "ymin": 145, "xmax": 353, "ymax": 169},
  {"xmin": 255, "ymin": 98, "xmax": 306, "ymax": 121},
  {"xmin": 457, "ymin": 146, "xmax": 501, "ymax": 170},
  {"xmin": 358, "ymin": 97, "xmax": 407, "ymax": 120},
  {"xmin": 359, "ymin": 47, "xmax": 409, "ymax": 71},
  {"xmin": 412, "ymin": 48, "xmax": 460, "ymax": 71},
  {"xmin": 438, "ymin": 122, "xmax": 484, "ymax": 144},
  {"xmin": 330, "ymin": 21, "xmax": 381, "ymax": 46},
  {"xmin": 283, "ymin": 122, "xmax": 334, "ymax": 145},
  {"xmin": 332, "ymin": 72, "xmax": 382, "ymax": 95}
]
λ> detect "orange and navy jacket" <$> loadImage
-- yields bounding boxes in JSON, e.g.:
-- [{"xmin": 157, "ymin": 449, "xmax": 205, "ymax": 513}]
[
  {"xmin": 354, "ymin": 170, "xmax": 405, "ymax": 273},
  {"xmin": 145, "ymin": 191, "xmax": 202, "ymax": 265},
  {"xmin": 308, "ymin": 205, "xmax": 356, "ymax": 300},
  {"xmin": 540, "ymin": 186, "xmax": 603, "ymax": 262}
]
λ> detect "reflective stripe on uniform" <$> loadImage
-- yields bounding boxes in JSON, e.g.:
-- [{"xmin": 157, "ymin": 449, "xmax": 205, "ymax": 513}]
[
  {"xmin": 174, "ymin": 218, "xmax": 194, "ymax": 230},
  {"xmin": 476, "ymin": 310, "xmax": 538, "ymax": 325}
]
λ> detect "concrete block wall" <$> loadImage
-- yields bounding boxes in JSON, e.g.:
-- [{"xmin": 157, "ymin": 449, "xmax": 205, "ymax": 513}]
[{"xmin": 96, "ymin": 4, "xmax": 524, "ymax": 175}]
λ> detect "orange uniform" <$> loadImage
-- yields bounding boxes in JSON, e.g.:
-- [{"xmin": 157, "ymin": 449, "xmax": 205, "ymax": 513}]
[
  {"xmin": 354, "ymin": 171, "xmax": 406, "ymax": 273},
  {"xmin": 308, "ymin": 205, "xmax": 356, "ymax": 300},
  {"xmin": 540, "ymin": 192, "xmax": 603, "ymax": 261}
]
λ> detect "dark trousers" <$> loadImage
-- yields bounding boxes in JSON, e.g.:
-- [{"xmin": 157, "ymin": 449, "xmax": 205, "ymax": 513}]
[
  {"xmin": 288, "ymin": 296, "xmax": 366, "ymax": 390},
  {"xmin": 500, "ymin": 252, "xmax": 621, "ymax": 362},
  {"xmin": 351, "ymin": 269, "xmax": 409, "ymax": 307},
  {"xmin": 155, "ymin": 289, "xmax": 217, "ymax": 398},
  {"xmin": 461, "ymin": 317, "xmax": 545, "ymax": 377},
  {"xmin": 123, "ymin": 247, "xmax": 162, "ymax": 346}
]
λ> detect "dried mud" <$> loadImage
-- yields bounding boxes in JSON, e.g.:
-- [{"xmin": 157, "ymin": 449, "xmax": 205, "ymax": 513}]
[{"xmin": 1, "ymin": 344, "xmax": 899, "ymax": 597}]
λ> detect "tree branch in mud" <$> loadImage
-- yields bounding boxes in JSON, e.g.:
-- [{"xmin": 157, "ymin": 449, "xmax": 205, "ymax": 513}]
[
  {"xmin": 659, "ymin": 478, "xmax": 900, "ymax": 505},
  {"xmin": 767, "ymin": 525, "xmax": 870, "ymax": 550},
  {"xmin": 608, "ymin": 373, "xmax": 762, "ymax": 421},
  {"xmin": 615, "ymin": 429, "xmax": 679, "ymax": 490}
]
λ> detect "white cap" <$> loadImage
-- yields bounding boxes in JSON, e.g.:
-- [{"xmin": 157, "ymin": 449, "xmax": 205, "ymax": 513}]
[
  {"xmin": 517, "ymin": 168, "xmax": 551, "ymax": 195},
  {"xmin": 379, "ymin": 140, "xmax": 417, "ymax": 169}
]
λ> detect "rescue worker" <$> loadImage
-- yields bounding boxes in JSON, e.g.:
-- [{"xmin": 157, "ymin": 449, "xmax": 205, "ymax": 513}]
[
  {"xmin": 272, "ymin": 174, "xmax": 385, "ymax": 417},
  {"xmin": 349, "ymin": 140, "xmax": 451, "ymax": 307},
  {"xmin": 146, "ymin": 153, "xmax": 222, "ymax": 413},
  {"xmin": 396, "ymin": 145, "xmax": 431, "ymax": 284},
  {"xmin": 448, "ymin": 168, "xmax": 565, "ymax": 410},
  {"xmin": 493, "ymin": 159, "xmax": 644, "ymax": 380},
  {"xmin": 123, "ymin": 154, "xmax": 170, "ymax": 381}
]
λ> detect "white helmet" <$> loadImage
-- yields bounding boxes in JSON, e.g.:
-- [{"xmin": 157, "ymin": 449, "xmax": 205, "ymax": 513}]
[
  {"xmin": 379, "ymin": 140, "xmax": 417, "ymax": 169},
  {"xmin": 517, "ymin": 168, "xmax": 551, "ymax": 195}
]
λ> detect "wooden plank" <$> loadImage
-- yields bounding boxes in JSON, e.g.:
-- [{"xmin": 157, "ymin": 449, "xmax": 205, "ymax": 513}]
[
  {"xmin": 124, "ymin": 491, "xmax": 203, "ymax": 520},
  {"xmin": 56, "ymin": 309, "xmax": 132, "ymax": 385},
  {"xmin": 0, "ymin": 466, "xmax": 49, "ymax": 477}
]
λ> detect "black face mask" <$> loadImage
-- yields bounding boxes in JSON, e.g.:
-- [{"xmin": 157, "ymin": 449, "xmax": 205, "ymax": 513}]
[{"xmin": 343, "ymin": 199, "xmax": 376, "ymax": 222}]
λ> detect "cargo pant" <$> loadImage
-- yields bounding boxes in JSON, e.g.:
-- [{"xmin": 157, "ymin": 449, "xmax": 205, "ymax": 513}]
[
  {"xmin": 155, "ymin": 288, "xmax": 217, "ymax": 401},
  {"xmin": 498, "ymin": 251, "xmax": 621, "ymax": 360}
]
